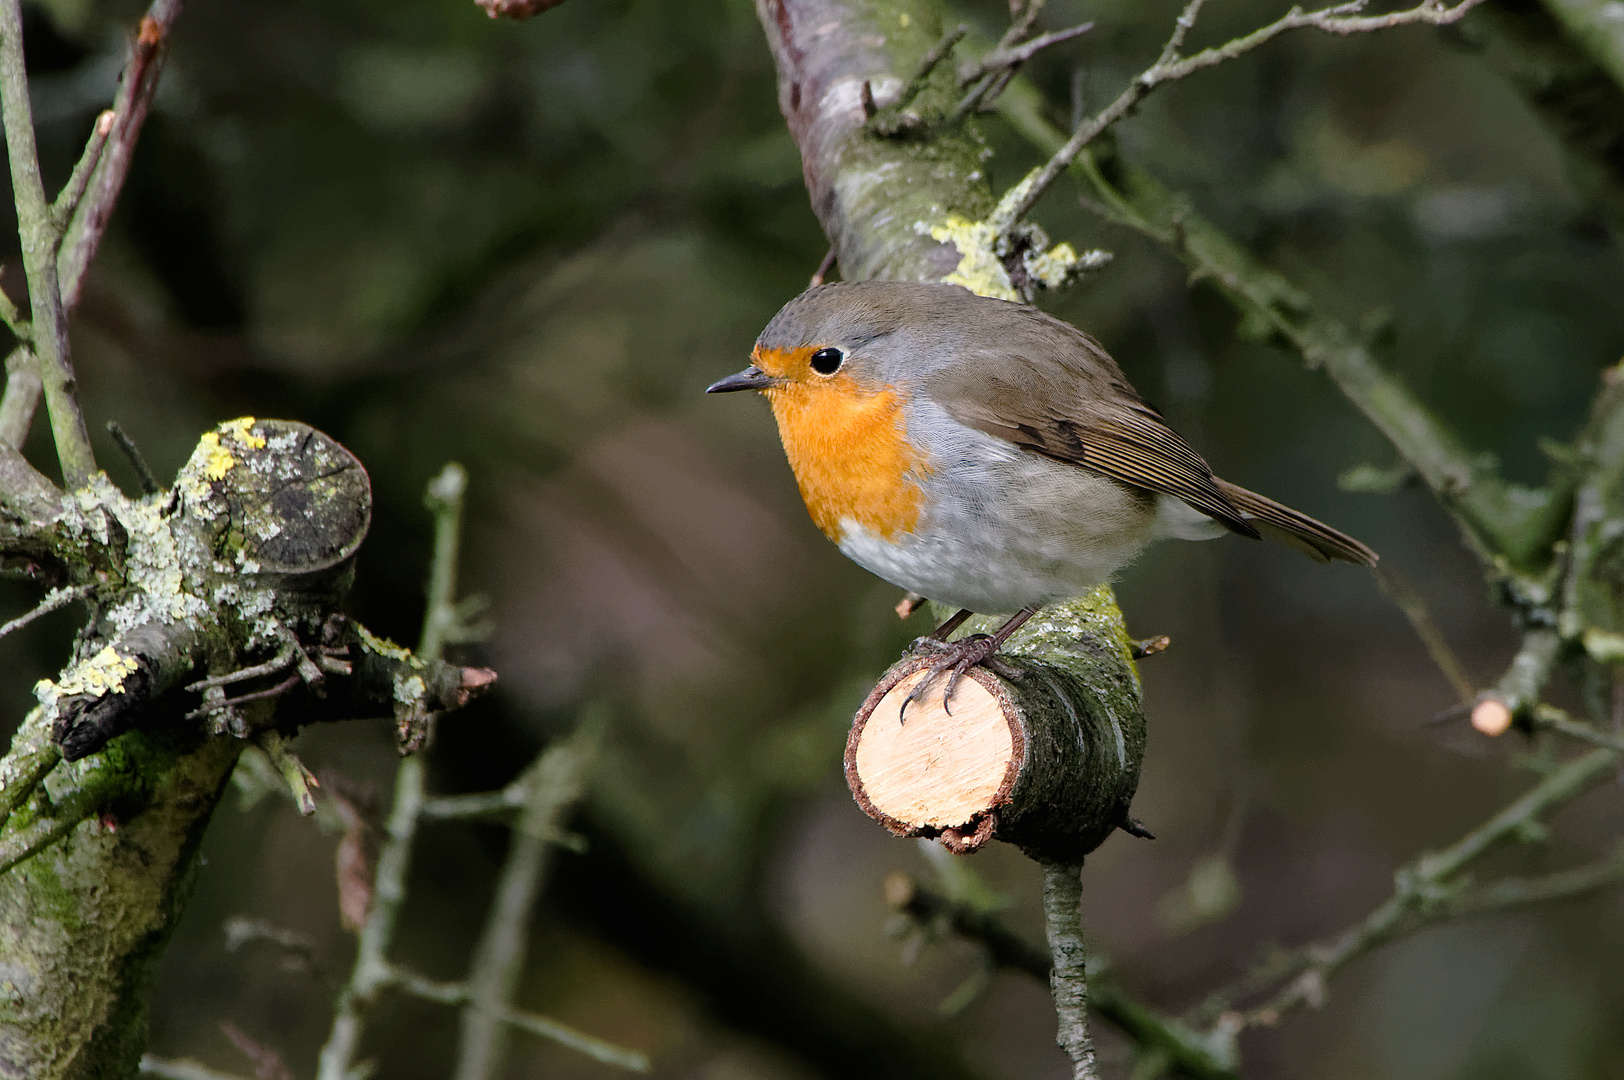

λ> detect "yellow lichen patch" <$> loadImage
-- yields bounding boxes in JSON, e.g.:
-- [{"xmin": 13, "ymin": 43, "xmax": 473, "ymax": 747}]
[
  {"xmin": 222, "ymin": 416, "xmax": 267, "ymax": 450},
  {"xmin": 358, "ymin": 624, "xmax": 417, "ymax": 664},
  {"xmin": 50, "ymin": 647, "xmax": 140, "ymax": 700},
  {"xmin": 755, "ymin": 346, "xmax": 929, "ymax": 542},
  {"xmin": 196, "ymin": 432, "xmax": 237, "ymax": 481},
  {"xmin": 921, "ymin": 215, "xmax": 1020, "ymax": 302},
  {"xmin": 190, "ymin": 418, "xmax": 268, "ymax": 483}
]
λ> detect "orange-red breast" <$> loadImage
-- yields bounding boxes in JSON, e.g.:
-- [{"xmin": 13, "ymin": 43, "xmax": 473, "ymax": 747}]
[{"xmin": 708, "ymin": 281, "xmax": 1376, "ymax": 684}]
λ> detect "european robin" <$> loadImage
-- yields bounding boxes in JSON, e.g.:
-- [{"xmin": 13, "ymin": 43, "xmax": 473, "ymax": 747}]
[{"xmin": 708, "ymin": 281, "xmax": 1376, "ymax": 699}]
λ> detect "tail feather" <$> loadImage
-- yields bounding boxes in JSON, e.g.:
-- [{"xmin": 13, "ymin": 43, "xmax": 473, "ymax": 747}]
[{"xmin": 1214, "ymin": 479, "xmax": 1378, "ymax": 568}]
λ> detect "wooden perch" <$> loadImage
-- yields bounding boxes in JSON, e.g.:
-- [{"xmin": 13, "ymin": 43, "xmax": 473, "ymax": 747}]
[{"xmin": 846, "ymin": 589, "xmax": 1147, "ymax": 863}]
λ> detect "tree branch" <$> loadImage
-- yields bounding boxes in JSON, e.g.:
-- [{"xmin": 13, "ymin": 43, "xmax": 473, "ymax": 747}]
[
  {"xmin": 1226, "ymin": 746, "xmax": 1618, "ymax": 1029},
  {"xmin": 453, "ymin": 719, "xmax": 602, "ymax": 1080},
  {"xmin": 1043, "ymin": 863, "xmax": 1099, "ymax": 1080},
  {"xmin": 994, "ymin": 79, "xmax": 1557, "ymax": 566},
  {"xmin": 0, "ymin": 0, "xmax": 95, "ymax": 486},
  {"xmin": 989, "ymin": 0, "xmax": 1486, "ymax": 240}
]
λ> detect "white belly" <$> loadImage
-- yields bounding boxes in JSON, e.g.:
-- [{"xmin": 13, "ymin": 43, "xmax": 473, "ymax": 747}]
[{"xmin": 836, "ymin": 416, "xmax": 1162, "ymax": 614}]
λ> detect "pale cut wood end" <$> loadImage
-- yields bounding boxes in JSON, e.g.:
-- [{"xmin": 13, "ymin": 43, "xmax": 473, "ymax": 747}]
[{"xmin": 852, "ymin": 668, "xmax": 1021, "ymax": 831}]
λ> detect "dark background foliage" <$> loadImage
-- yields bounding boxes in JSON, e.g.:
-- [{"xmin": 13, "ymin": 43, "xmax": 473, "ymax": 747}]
[{"xmin": 3, "ymin": 0, "xmax": 1623, "ymax": 1076}]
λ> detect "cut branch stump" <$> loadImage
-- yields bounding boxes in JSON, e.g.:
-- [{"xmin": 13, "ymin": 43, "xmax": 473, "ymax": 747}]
[{"xmin": 846, "ymin": 589, "xmax": 1148, "ymax": 863}]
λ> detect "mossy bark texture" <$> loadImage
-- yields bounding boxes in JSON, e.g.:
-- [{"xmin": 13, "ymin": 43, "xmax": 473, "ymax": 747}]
[{"xmin": 0, "ymin": 419, "xmax": 463, "ymax": 1080}]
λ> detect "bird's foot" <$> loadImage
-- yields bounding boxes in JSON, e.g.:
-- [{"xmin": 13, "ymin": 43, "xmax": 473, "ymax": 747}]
[{"xmin": 901, "ymin": 634, "xmax": 1017, "ymax": 720}]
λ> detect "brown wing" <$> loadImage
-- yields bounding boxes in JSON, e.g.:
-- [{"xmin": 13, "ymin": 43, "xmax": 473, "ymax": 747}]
[{"xmin": 925, "ymin": 320, "xmax": 1261, "ymax": 540}]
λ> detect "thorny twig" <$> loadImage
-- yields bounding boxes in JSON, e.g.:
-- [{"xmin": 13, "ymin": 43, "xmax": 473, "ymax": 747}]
[{"xmin": 988, "ymin": 0, "xmax": 1486, "ymax": 241}]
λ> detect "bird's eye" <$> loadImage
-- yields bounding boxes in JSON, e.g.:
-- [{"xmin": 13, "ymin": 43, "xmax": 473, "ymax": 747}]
[{"xmin": 810, "ymin": 347, "xmax": 844, "ymax": 375}]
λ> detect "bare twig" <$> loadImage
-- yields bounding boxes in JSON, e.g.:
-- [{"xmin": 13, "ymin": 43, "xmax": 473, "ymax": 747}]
[
  {"xmin": 994, "ymin": 82, "xmax": 1537, "ymax": 562},
  {"xmin": 183, "ymin": 674, "xmax": 300, "ymax": 721},
  {"xmin": 0, "ymin": 584, "xmax": 89, "ymax": 642},
  {"xmin": 187, "ymin": 645, "xmax": 301, "ymax": 694},
  {"xmin": 254, "ymin": 730, "xmax": 319, "ymax": 816},
  {"xmin": 315, "ymin": 753, "xmax": 425, "ymax": 1079},
  {"xmin": 1231, "ymin": 746, "xmax": 1618, "ymax": 1029},
  {"xmin": 956, "ymin": 21, "xmax": 1094, "ymax": 87},
  {"xmin": 0, "ymin": 0, "xmax": 96, "ymax": 486},
  {"xmin": 139, "ymin": 1057, "xmax": 254, "ymax": 1080},
  {"xmin": 988, "ymin": 0, "xmax": 1486, "ymax": 240},
  {"xmin": 388, "ymin": 966, "xmax": 649, "ymax": 1071},
  {"xmin": 0, "ymin": 279, "xmax": 26, "ymax": 342},
  {"xmin": 317, "ymin": 469, "xmax": 468, "ymax": 1079},
  {"xmin": 1043, "ymin": 863, "xmax": 1099, "ymax": 1080},
  {"xmin": 1531, "ymin": 704, "xmax": 1624, "ymax": 754},
  {"xmin": 0, "ymin": 793, "xmax": 99, "ymax": 874},
  {"xmin": 453, "ymin": 718, "xmax": 601, "ymax": 1080},
  {"xmin": 223, "ymin": 915, "xmax": 324, "ymax": 977},
  {"xmin": 1374, "ymin": 567, "xmax": 1475, "ymax": 703},
  {"xmin": 58, "ymin": 0, "xmax": 185, "ymax": 312},
  {"xmin": 899, "ymin": 23, "xmax": 968, "ymax": 107},
  {"xmin": 946, "ymin": 0, "xmax": 1050, "ymax": 123},
  {"xmin": 106, "ymin": 420, "xmax": 161, "ymax": 495},
  {"xmin": 0, "ymin": 346, "xmax": 40, "ymax": 447},
  {"xmin": 50, "ymin": 110, "xmax": 116, "ymax": 231}
]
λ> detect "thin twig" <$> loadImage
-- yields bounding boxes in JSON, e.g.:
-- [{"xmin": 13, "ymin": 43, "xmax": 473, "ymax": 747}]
[
  {"xmin": 0, "ymin": 345, "xmax": 40, "ymax": 447},
  {"xmin": 1043, "ymin": 863, "xmax": 1099, "ymax": 1080},
  {"xmin": 107, "ymin": 419, "xmax": 161, "ymax": 495},
  {"xmin": 50, "ymin": 109, "xmax": 116, "ymax": 230},
  {"xmin": 453, "ymin": 719, "xmax": 602, "ymax": 1080},
  {"xmin": 183, "ymin": 674, "xmax": 300, "ymax": 720},
  {"xmin": 1234, "ymin": 746, "xmax": 1618, "ymax": 1028},
  {"xmin": 388, "ymin": 966, "xmax": 649, "ymax": 1072},
  {"xmin": 420, "ymin": 463, "xmax": 468, "ymax": 662},
  {"xmin": 188, "ymin": 647, "xmax": 299, "ymax": 693},
  {"xmin": 317, "ymin": 462, "xmax": 470, "ymax": 1080},
  {"xmin": 988, "ymin": 0, "xmax": 1485, "ymax": 240},
  {"xmin": 0, "ymin": 796, "xmax": 99, "ymax": 874},
  {"xmin": 1373, "ymin": 567, "xmax": 1475, "ymax": 703},
  {"xmin": 957, "ymin": 21, "xmax": 1094, "ymax": 87},
  {"xmin": 0, "ymin": 1, "xmax": 183, "ymax": 457},
  {"xmin": 0, "ymin": 584, "xmax": 89, "ymax": 641},
  {"xmin": 947, "ymin": 0, "xmax": 1049, "ymax": 124},
  {"xmin": 1531, "ymin": 704, "xmax": 1624, "ymax": 754},
  {"xmin": 0, "ymin": 277, "xmax": 26, "ymax": 342},
  {"xmin": 0, "ymin": 0, "xmax": 96, "ymax": 486},
  {"xmin": 59, "ymin": 0, "xmax": 185, "ymax": 312},
  {"xmin": 315, "ymin": 755, "xmax": 425, "ymax": 1080},
  {"xmin": 139, "ymin": 1057, "xmax": 254, "ymax": 1080}
]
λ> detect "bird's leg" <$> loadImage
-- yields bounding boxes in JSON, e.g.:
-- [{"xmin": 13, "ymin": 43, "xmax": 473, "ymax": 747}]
[
  {"xmin": 909, "ymin": 607, "xmax": 973, "ymax": 648},
  {"xmin": 902, "ymin": 605, "xmax": 1040, "ymax": 719}
]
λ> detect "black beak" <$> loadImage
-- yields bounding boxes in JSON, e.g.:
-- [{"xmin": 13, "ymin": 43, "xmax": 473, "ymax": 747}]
[{"xmin": 706, "ymin": 365, "xmax": 776, "ymax": 394}]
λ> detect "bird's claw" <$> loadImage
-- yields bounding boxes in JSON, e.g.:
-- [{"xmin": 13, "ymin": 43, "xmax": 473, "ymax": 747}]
[{"xmin": 900, "ymin": 634, "xmax": 1001, "ymax": 722}]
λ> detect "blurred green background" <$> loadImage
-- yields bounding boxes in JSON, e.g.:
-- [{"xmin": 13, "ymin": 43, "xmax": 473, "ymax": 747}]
[{"xmin": 2, "ymin": 0, "xmax": 1623, "ymax": 1077}]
